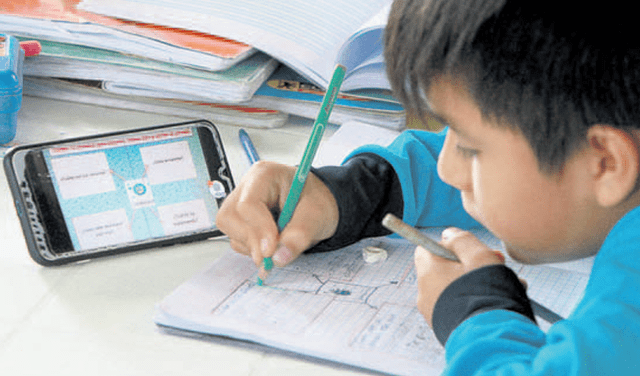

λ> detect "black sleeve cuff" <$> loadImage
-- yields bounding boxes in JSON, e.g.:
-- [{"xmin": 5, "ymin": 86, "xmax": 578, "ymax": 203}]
[
  {"xmin": 432, "ymin": 264, "xmax": 536, "ymax": 345},
  {"xmin": 307, "ymin": 153, "xmax": 403, "ymax": 253}
]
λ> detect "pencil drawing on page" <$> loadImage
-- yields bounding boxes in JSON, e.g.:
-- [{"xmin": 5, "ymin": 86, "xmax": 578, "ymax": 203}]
[{"xmin": 154, "ymin": 228, "xmax": 590, "ymax": 376}]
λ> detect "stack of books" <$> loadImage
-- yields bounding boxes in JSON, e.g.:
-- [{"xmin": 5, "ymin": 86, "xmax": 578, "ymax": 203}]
[{"xmin": 0, "ymin": 0, "xmax": 405, "ymax": 130}]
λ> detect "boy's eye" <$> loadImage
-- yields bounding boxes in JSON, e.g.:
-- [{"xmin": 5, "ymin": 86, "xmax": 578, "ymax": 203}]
[{"xmin": 456, "ymin": 144, "xmax": 479, "ymax": 158}]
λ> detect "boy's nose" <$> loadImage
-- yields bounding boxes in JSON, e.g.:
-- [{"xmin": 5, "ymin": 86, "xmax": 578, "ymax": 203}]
[{"xmin": 437, "ymin": 132, "xmax": 472, "ymax": 192}]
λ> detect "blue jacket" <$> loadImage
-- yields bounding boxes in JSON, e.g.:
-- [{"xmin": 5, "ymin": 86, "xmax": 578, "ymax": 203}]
[{"xmin": 341, "ymin": 128, "xmax": 640, "ymax": 375}]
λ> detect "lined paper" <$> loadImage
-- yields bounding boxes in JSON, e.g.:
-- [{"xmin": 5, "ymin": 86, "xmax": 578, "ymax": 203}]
[{"xmin": 78, "ymin": 0, "xmax": 393, "ymax": 88}]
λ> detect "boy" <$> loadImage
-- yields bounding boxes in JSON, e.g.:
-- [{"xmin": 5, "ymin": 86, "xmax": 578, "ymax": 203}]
[{"xmin": 216, "ymin": 0, "xmax": 640, "ymax": 374}]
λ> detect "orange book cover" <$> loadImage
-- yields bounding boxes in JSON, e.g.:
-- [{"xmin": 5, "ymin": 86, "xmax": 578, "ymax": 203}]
[{"xmin": 0, "ymin": 0, "xmax": 251, "ymax": 59}]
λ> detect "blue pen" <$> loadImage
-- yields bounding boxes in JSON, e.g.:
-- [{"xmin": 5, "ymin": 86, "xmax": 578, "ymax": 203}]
[
  {"xmin": 238, "ymin": 128, "xmax": 260, "ymax": 165},
  {"xmin": 238, "ymin": 128, "xmax": 272, "ymax": 283}
]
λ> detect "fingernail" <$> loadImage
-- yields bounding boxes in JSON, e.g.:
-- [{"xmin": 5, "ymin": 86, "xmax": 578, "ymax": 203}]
[
  {"xmin": 272, "ymin": 245, "xmax": 292, "ymax": 266},
  {"xmin": 260, "ymin": 238, "xmax": 269, "ymax": 255},
  {"xmin": 441, "ymin": 228, "xmax": 454, "ymax": 241}
]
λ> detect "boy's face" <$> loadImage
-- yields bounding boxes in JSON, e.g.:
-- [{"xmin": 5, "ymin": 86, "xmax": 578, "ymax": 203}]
[{"xmin": 428, "ymin": 77, "xmax": 607, "ymax": 264}]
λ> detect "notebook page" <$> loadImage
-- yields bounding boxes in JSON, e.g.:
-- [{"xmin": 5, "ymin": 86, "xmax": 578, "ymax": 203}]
[
  {"xmin": 79, "ymin": 0, "xmax": 393, "ymax": 89},
  {"xmin": 155, "ymin": 236, "xmax": 448, "ymax": 375},
  {"xmin": 155, "ymin": 226, "xmax": 590, "ymax": 375}
]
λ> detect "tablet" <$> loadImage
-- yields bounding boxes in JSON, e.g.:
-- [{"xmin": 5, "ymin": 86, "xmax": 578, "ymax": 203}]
[{"xmin": 4, "ymin": 120, "xmax": 234, "ymax": 265}]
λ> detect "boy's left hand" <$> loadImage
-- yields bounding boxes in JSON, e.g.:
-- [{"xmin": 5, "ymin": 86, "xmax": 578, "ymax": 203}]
[{"xmin": 415, "ymin": 227, "xmax": 506, "ymax": 326}]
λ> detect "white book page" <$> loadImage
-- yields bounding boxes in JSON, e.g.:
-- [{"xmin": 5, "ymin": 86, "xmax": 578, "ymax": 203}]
[
  {"xmin": 78, "ymin": 0, "xmax": 393, "ymax": 89},
  {"xmin": 335, "ymin": 4, "xmax": 392, "ymax": 90},
  {"xmin": 313, "ymin": 120, "xmax": 401, "ymax": 167},
  {"xmin": 358, "ymin": 3, "xmax": 392, "ymax": 31}
]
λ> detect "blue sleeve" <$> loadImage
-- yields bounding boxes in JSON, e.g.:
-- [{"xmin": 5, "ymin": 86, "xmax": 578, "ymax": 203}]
[
  {"xmin": 444, "ymin": 308, "xmax": 639, "ymax": 376},
  {"xmin": 440, "ymin": 208, "xmax": 640, "ymax": 376},
  {"xmin": 346, "ymin": 128, "xmax": 480, "ymax": 229}
]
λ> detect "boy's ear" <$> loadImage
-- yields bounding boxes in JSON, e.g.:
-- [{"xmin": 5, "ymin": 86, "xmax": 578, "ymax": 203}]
[{"xmin": 586, "ymin": 125, "xmax": 640, "ymax": 207}]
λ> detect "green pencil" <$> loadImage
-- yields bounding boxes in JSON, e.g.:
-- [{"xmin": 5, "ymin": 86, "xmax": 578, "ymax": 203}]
[{"xmin": 257, "ymin": 64, "xmax": 347, "ymax": 286}]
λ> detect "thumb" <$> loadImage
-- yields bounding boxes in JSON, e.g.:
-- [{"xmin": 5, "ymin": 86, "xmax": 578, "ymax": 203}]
[
  {"xmin": 270, "ymin": 225, "xmax": 316, "ymax": 267},
  {"xmin": 441, "ymin": 228, "xmax": 505, "ymax": 268},
  {"xmin": 270, "ymin": 243, "xmax": 297, "ymax": 267}
]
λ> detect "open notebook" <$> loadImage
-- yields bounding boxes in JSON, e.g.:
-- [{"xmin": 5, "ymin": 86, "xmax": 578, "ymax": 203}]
[
  {"xmin": 153, "ymin": 121, "xmax": 593, "ymax": 375},
  {"xmin": 154, "ymin": 228, "xmax": 591, "ymax": 375}
]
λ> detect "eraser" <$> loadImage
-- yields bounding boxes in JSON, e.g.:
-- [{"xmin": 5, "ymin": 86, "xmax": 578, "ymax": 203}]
[{"xmin": 19, "ymin": 40, "xmax": 42, "ymax": 57}]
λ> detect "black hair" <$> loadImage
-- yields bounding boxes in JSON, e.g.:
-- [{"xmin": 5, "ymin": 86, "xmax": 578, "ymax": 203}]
[{"xmin": 385, "ymin": 0, "xmax": 640, "ymax": 172}]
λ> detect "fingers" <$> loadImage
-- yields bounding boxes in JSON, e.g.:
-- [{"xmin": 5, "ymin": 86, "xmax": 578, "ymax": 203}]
[
  {"xmin": 216, "ymin": 162, "xmax": 339, "ymax": 270},
  {"xmin": 216, "ymin": 162, "xmax": 283, "ymax": 267},
  {"xmin": 440, "ymin": 227, "xmax": 505, "ymax": 269},
  {"xmin": 228, "ymin": 239, "xmax": 249, "ymax": 256},
  {"xmin": 414, "ymin": 245, "xmax": 463, "ymax": 325},
  {"xmin": 271, "ymin": 244, "xmax": 295, "ymax": 266},
  {"xmin": 440, "ymin": 230, "xmax": 528, "ymax": 289},
  {"xmin": 271, "ymin": 172, "xmax": 340, "ymax": 266},
  {"xmin": 218, "ymin": 199, "xmax": 275, "ymax": 267},
  {"xmin": 413, "ymin": 228, "xmax": 507, "ymax": 326}
]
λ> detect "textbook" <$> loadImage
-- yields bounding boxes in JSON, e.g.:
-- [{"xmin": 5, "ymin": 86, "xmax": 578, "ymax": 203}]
[
  {"xmin": 0, "ymin": 0, "xmax": 255, "ymax": 71},
  {"xmin": 22, "ymin": 38, "xmax": 277, "ymax": 103},
  {"xmin": 77, "ymin": 0, "xmax": 394, "ymax": 92}
]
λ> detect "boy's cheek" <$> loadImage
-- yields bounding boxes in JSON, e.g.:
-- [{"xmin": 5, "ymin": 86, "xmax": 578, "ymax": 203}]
[{"xmin": 459, "ymin": 191, "xmax": 486, "ymax": 226}]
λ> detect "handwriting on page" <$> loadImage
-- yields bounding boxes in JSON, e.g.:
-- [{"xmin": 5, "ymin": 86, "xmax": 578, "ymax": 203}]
[
  {"xmin": 211, "ymin": 238, "xmax": 445, "ymax": 365},
  {"xmin": 156, "ymin": 227, "xmax": 591, "ymax": 376}
]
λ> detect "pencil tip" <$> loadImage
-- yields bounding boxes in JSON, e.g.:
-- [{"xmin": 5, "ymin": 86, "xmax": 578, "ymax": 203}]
[{"xmin": 263, "ymin": 257, "xmax": 274, "ymax": 271}]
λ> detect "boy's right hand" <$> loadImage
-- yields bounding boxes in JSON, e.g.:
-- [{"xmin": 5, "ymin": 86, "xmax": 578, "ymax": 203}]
[{"xmin": 215, "ymin": 160, "xmax": 340, "ymax": 269}]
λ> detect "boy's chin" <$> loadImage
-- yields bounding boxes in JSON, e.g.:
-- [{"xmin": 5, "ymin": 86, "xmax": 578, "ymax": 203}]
[{"xmin": 500, "ymin": 241, "xmax": 579, "ymax": 265}]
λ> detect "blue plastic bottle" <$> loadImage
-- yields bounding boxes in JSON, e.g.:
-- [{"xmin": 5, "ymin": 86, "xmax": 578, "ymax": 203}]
[{"xmin": 0, "ymin": 34, "xmax": 24, "ymax": 144}]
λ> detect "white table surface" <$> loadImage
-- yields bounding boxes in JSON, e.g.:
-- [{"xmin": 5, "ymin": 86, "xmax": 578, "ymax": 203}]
[{"xmin": 0, "ymin": 96, "xmax": 383, "ymax": 376}]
